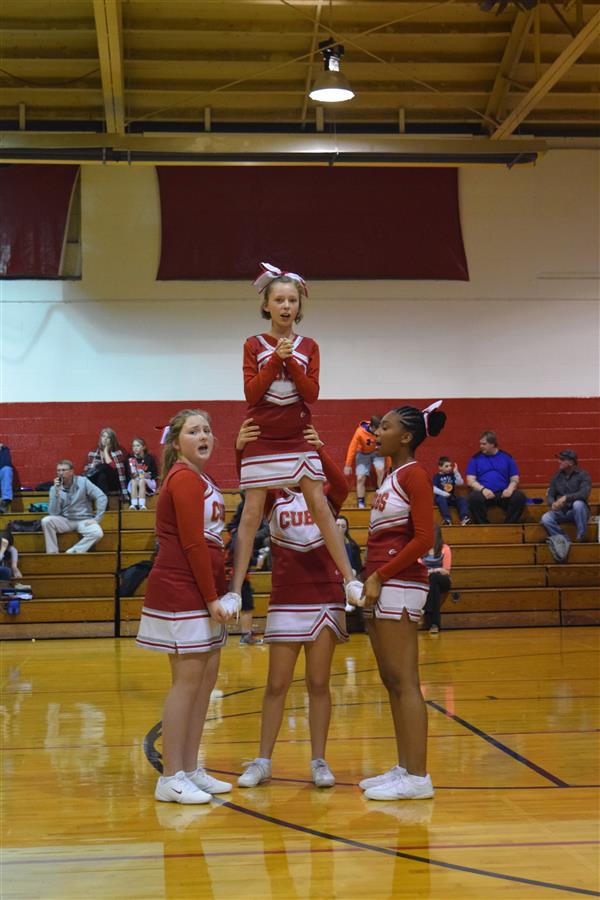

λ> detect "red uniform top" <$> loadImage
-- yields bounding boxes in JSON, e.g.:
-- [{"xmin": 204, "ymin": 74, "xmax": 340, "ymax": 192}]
[
  {"xmin": 242, "ymin": 333, "xmax": 320, "ymax": 456},
  {"xmin": 366, "ymin": 460, "xmax": 433, "ymax": 586},
  {"xmin": 265, "ymin": 447, "xmax": 347, "ymax": 604},
  {"xmin": 144, "ymin": 462, "xmax": 226, "ymax": 613}
]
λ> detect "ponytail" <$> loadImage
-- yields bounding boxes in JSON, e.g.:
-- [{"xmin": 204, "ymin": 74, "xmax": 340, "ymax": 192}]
[{"xmin": 391, "ymin": 405, "xmax": 447, "ymax": 452}]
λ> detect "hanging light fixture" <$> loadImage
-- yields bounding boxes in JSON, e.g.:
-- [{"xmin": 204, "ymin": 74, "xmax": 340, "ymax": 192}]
[{"xmin": 309, "ymin": 38, "xmax": 354, "ymax": 103}]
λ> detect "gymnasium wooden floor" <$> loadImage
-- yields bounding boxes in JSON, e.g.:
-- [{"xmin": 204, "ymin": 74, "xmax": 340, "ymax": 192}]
[{"xmin": 1, "ymin": 627, "xmax": 599, "ymax": 899}]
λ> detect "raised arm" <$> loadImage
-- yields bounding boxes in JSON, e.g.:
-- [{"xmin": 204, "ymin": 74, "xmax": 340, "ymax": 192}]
[
  {"xmin": 285, "ymin": 343, "xmax": 320, "ymax": 404},
  {"xmin": 169, "ymin": 470, "xmax": 219, "ymax": 603},
  {"xmin": 243, "ymin": 339, "xmax": 284, "ymax": 406}
]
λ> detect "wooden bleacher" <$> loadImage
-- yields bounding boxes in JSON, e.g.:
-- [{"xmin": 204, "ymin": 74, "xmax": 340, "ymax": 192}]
[{"xmin": 2, "ymin": 487, "xmax": 599, "ymax": 640}]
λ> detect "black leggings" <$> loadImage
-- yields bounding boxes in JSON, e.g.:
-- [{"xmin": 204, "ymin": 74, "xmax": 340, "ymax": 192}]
[
  {"xmin": 88, "ymin": 463, "xmax": 120, "ymax": 496},
  {"xmin": 423, "ymin": 572, "xmax": 452, "ymax": 629}
]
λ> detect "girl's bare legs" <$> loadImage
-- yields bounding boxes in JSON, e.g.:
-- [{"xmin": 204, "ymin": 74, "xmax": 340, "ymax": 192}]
[
  {"xmin": 258, "ymin": 642, "xmax": 302, "ymax": 758},
  {"xmin": 162, "ymin": 652, "xmax": 212, "ymax": 775},
  {"xmin": 138, "ymin": 477, "xmax": 147, "ymax": 505},
  {"xmin": 367, "ymin": 612, "xmax": 427, "ymax": 775},
  {"xmin": 356, "ymin": 472, "xmax": 367, "ymax": 504},
  {"xmin": 130, "ymin": 480, "xmax": 139, "ymax": 501},
  {"xmin": 10, "ymin": 546, "xmax": 21, "ymax": 579},
  {"xmin": 182, "ymin": 649, "xmax": 220, "ymax": 771},
  {"xmin": 300, "ymin": 478, "xmax": 354, "ymax": 584},
  {"xmin": 240, "ymin": 609, "xmax": 254, "ymax": 635},
  {"xmin": 231, "ymin": 487, "xmax": 268, "ymax": 595},
  {"xmin": 304, "ymin": 627, "xmax": 337, "ymax": 759}
]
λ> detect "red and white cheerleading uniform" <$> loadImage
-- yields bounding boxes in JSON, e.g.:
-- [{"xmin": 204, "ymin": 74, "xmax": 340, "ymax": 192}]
[
  {"xmin": 366, "ymin": 460, "xmax": 434, "ymax": 622},
  {"xmin": 136, "ymin": 462, "xmax": 227, "ymax": 654},
  {"xmin": 263, "ymin": 447, "xmax": 348, "ymax": 643},
  {"xmin": 239, "ymin": 333, "xmax": 325, "ymax": 489}
]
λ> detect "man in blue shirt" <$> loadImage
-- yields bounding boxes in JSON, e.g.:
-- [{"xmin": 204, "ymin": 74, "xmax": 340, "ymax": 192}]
[{"xmin": 466, "ymin": 431, "xmax": 526, "ymax": 524}]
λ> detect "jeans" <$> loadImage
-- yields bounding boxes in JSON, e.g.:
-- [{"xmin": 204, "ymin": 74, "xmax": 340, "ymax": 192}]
[
  {"xmin": 435, "ymin": 494, "xmax": 469, "ymax": 523},
  {"xmin": 0, "ymin": 465, "xmax": 13, "ymax": 501},
  {"xmin": 468, "ymin": 489, "xmax": 526, "ymax": 524},
  {"xmin": 424, "ymin": 572, "xmax": 452, "ymax": 629},
  {"xmin": 541, "ymin": 500, "xmax": 589, "ymax": 541}
]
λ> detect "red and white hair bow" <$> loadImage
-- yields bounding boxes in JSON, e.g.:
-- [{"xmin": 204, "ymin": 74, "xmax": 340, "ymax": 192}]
[
  {"xmin": 253, "ymin": 261, "xmax": 308, "ymax": 296},
  {"xmin": 422, "ymin": 400, "xmax": 443, "ymax": 436}
]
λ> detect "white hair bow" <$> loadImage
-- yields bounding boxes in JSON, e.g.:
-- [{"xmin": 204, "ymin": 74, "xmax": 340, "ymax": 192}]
[
  {"xmin": 422, "ymin": 400, "xmax": 443, "ymax": 435},
  {"xmin": 253, "ymin": 261, "xmax": 308, "ymax": 295}
]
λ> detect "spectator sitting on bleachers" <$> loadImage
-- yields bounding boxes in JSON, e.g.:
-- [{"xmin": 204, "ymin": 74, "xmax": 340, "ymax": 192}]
[
  {"xmin": 433, "ymin": 456, "xmax": 470, "ymax": 525},
  {"xmin": 0, "ymin": 442, "xmax": 14, "ymax": 514},
  {"xmin": 336, "ymin": 515, "xmax": 363, "ymax": 578},
  {"xmin": 466, "ymin": 430, "xmax": 526, "ymax": 524},
  {"xmin": 41, "ymin": 460, "xmax": 107, "ymax": 554},
  {"xmin": 84, "ymin": 428, "xmax": 128, "ymax": 501},
  {"xmin": 542, "ymin": 449, "xmax": 591, "ymax": 544},
  {"xmin": 0, "ymin": 529, "xmax": 22, "ymax": 578},
  {"xmin": 127, "ymin": 437, "xmax": 158, "ymax": 510}
]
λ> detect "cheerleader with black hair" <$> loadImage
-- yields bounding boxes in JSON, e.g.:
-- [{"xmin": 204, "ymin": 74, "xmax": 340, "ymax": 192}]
[{"xmin": 353, "ymin": 402, "xmax": 446, "ymax": 801}]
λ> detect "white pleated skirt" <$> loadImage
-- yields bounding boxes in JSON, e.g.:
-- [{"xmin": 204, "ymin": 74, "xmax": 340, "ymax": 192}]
[
  {"xmin": 239, "ymin": 450, "xmax": 325, "ymax": 490},
  {"xmin": 363, "ymin": 580, "xmax": 428, "ymax": 623},
  {"xmin": 264, "ymin": 603, "xmax": 348, "ymax": 643},
  {"xmin": 136, "ymin": 606, "xmax": 227, "ymax": 654}
]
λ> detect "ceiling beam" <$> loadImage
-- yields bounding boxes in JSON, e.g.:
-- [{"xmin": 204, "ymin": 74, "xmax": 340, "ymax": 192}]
[
  {"xmin": 492, "ymin": 7, "xmax": 600, "ymax": 140},
  {"xmin": 93, "ymin": 0, "xmax": 125, "ymax": 134},
  {"xmin": 485, "ymin": 9, "xmax": 534, "ymax": 131}
]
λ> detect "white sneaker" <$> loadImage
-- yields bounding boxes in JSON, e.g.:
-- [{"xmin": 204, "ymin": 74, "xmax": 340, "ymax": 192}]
[
  {"xmin": 311, "ymin": 759, "xmax": 335, "ymax": 788},
  {"xmin": 359, "ymin": 765, "xmax": 407, "ymax": 790},
  {"xmin": 364, "ymin": 772, "xmax": 434, "ymax": 801},
  {"xmin": 344, "ymin": 579, "xmax": 364, "ymax": 606},
  {"xmin": 238, "ymin": 759, "xmax": 271, "ymax": 787},
  {"xmin": 187, "ymin": 767, "xmax": 232, "ymax": 794},
  {"xmin": 128, "ymin": 504, "xmax": 137, "ymax": 511},
  {"xmin": 154, "ymin": 770, "xmax": 212, "ymax": 804}
]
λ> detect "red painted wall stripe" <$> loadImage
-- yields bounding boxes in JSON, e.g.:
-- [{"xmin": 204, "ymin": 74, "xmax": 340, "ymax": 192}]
[{"xmin": 3, "ymin": 399, "xmax": 599, "ymax": 490}]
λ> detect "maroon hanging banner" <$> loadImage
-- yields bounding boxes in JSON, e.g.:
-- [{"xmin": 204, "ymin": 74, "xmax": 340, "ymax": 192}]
[
  {"xmin": 0, "ymin": 164, "xmax": 79, "ymax": 278},
  {"xmin": 157, "ymin": 166, "xmax": 468, "ymax": 281}
]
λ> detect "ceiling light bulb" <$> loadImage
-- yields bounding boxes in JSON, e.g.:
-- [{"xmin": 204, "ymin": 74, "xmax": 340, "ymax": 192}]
[{"xmin": 309, "ymin": 39, "xmax": 354, "ymax": 104}]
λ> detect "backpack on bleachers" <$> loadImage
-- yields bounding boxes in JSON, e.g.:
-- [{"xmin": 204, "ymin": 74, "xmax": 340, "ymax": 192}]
[
  {"xmin": 119, "ymin": 560, "xmax": 153, "ymax": 596},
  {"xmin": 7, "ymin": 519, "xmax": 43, "ymax": 533}
]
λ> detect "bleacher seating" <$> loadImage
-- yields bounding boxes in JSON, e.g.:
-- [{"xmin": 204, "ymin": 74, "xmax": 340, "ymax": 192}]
[{"xmin": 2, "ymin": 487, "xmax": 598, "ymax": 639}]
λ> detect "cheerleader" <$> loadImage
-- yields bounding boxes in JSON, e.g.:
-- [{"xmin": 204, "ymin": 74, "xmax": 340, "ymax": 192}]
[
  {"xmin": 235, "ymin": 418, "xmax": 348, "ymax": 789},
  {"xmin": 136, "ymin": 409, "xmax": 239, "ymax": 804},
  {"xmin": 230, "ymin": 263, "xmax": 362, "ymax": 608},
  {"xmin": 355, "ymin": 402, "xmax": 446, "ymax": 801}
]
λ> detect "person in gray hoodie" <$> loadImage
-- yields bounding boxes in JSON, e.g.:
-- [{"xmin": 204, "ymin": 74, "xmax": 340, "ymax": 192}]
[{"xmin": 41, "ymin": 460, "xmax": 107, "ymax": 554}]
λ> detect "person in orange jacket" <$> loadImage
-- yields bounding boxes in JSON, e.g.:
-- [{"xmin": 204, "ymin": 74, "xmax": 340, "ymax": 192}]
[{"xmin": 344, "ymin": 416, "xmax": 388, "ymax": 509}]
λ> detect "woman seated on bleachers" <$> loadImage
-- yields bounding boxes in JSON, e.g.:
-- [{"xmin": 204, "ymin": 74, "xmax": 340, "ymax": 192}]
[{"xmin": 84, "ymin": 427, "xmax": 128, "ymax": 502}]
